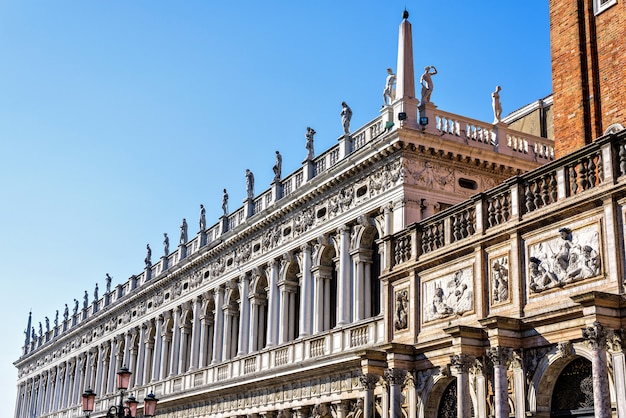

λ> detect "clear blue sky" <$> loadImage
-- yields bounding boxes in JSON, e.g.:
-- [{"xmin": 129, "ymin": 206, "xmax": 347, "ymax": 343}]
[{"xmin": 0, "ymin": 1, "xmax": 551, "ymax": 415}]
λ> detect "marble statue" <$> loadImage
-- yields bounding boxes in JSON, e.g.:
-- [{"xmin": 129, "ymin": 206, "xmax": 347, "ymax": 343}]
[
  {"xmin": 273, "ymin": 151, "xmax": 282, "ymax": 181},
  {"xmin": 341, "ymin": 101, "xmax": 352, "ymax": 135},
  {"xmin": 163, "ymin": 233, "xmax": 169, "ymax": 256},
  {"xmin": 180, "ymin": 219, "xmax": 188, "ymax": 244},
  {"xmin": 54, "ymin": 310, "xmax": 58, "ymax": 327},
  {"xmin": 105, "ymin": 273, "xmax": 112, "ymax": 293},
  {"xmin": 145, "ymin": 244, "xmax": 152, "ymax": 267},
  {"xmin": 383, "ymin": 68, "xmax": 396, "ymax": 106},
  {"xmin": 492, "ymin": 85, "xmax": 502, "ymax": 123},
  {"xmin": 222, "ymin": 189, "xmax": 229, "ymax": 216},
  {"xmin": 94, "ymin": 283, "xmax": 99, "ymax": 301},
  {"xmin": 305, "ymin": 127, "xmax": 316, "ymax": 160},
  {"xmin": 246, "ymin": 169, "xmax": 255, "ymax": 199},
  {"xmin": 38, "ymin": 322, "xmax": 42, "ymax": 336},
  {"xmin": 199, "ymin": 204, "xmax": 206, "ymax": 231},
  {"xmin": 83, "ymin": 290, "xmax": 88, "ymax": 309},
  {"xmin": 73, "ymin": 299, "xmax": 79, "ymax": 315},
  {"xmin": 420, "ymin": 66, "xmax": 437, "ymax": 104},
  {"xmin": 64, "ymin": 304, "xmax": 69, "ymax": 321},
  {"xmin": 45, "ymin": 317, "xmax": 50, "ymax": 332}
]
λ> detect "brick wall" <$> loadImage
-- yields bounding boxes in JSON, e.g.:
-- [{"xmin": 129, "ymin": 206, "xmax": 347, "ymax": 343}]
[{"xmin": 550, "ymin": 0, "xmax": 625, "ymax": 158}]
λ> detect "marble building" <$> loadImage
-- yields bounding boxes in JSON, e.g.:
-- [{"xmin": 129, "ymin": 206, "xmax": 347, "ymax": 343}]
[{"xmin": 14, "ymin": 3, "xmax": 626, "ymax": 418}]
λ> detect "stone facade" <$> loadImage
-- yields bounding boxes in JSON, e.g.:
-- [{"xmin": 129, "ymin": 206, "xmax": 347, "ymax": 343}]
[{"xmin": 16, "ymin": 3, "xmax": 626, "ymax": 418}]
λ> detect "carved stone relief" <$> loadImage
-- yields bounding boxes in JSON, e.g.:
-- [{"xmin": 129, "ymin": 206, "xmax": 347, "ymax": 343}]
[
  {"xmin": 490, "ymin": 255, "xmax": 510, "ymax": 304},
  {"xmin": 423, "ymin": 267, "xmax": 474, "ymax": 322},
  {"xmin": 394, "ymin": 289, "xmax": 409, "ymax": 330},
  {"xmin": 527, "ymin": 224, "xmax": 601, "ymax": 293}
]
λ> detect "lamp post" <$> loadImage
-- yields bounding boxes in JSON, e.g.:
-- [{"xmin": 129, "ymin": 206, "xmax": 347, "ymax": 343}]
[{"xmin": 82, "ymin": 366, "xmax": 159, "ymax": 418}]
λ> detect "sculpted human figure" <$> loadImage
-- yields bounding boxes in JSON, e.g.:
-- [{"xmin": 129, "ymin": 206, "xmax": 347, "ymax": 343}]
[
  {"xmin": 383, "ymin": 68, "xmax": 396, "ymax": 105},
  {"xmin": 64, "ymin": 304, "xmax": 69, "ymax": 321},
  {"xmin": 38, "ymin": 322, "xmax": 42, "ymax": 336},
  {"xmin": 222, "ymin": 189, "xmax": 229, "ymax": 216},
  {"xmin": 420, "ymin": 66, "xmax": 438, "ymax": 104},
  {"xmin": 341, "ymin": 101, "xmax": 352, "ymax": 135},
  {"xmin": 305, "ymin": 127, "xmax": 316, "ymax": 160},
  {"xmin": 492, "ymin": 85, "xmax": 502, "ymax": 123},
  {"xmin": 73, "ymin": 299, "xmax": 79, "ymax": 315},
  {"xmin": 54, "ymin": 310, "xmax": 59, "ymax": 327},
  {"xmin": 83, "ymin": 290, "xmax": 89, "ymax": 309},
  {"xmin": 273, "ymin": 151, "xmax": 282, "ymax": 181},
  {"xmin": 145, "ymin": 244, "xmax": 152, "ymax": 267},
  {"xmin": 105, "ymin": 273, "xmax": 112, "ymax": 293},
  {"xmin": 199, "ymin": 204, "xmax": 206, "ymax": 231},
  {"xmin": 45, "ymin": 317, "xmax": 50, "ymax": 332},
  {"xmin": 163, "ymin": 233, "xmax": 169, "ymax": 256},
  {"xmin": 180, "ymin": 219, "xmax": 188, "ymax": 244},
  {"xmin": 94, "ymin": 283, "xmax": 99, "ymax": 301},
  {"xmin": 245, "ymin": 169, "xmax": 255, "ymax": 199}
]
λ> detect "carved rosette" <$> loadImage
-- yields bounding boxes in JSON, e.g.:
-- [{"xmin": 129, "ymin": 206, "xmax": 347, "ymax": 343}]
[
  {"xmin": 384, "ymin": 368, "xmax": 406, "ymax": 385},
  {"xmin": 582, "ymin": 321, "xmax": 608, "ymax": 350}
]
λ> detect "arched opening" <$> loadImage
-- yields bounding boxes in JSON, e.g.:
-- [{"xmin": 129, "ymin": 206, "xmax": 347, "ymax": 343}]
[
  {"xmin": 436, "ymin": 379, "xmax": 457, "ymax": 417},
  {"xmin": 250, "ymin": 274, "xmax": 268, "ymax": 351},
  {"xmin": 550, "ymin": 357, "xmax": 594, "ymax": 417}
]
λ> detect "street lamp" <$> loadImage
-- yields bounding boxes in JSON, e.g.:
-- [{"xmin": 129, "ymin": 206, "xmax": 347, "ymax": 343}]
[{"xmin": 82, "ymin": 366, "xmax": 159, "ymax": 418}]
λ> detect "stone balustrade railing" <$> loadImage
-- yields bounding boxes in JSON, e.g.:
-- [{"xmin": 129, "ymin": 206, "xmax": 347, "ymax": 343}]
[
  {"xmin": 388, "ymin": 130, "xmax": 625, "ymax": 269},
  {"xmin": 426, "ymin": 107, "xmax": 555, "ymax": 162},
  {"xmin": 37, "ymin": 318, "xmax": 383, "ymax": 418}
]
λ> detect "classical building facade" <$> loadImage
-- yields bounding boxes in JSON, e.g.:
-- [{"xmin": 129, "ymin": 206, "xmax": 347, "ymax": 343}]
[{"xmin": 14, "ymin": 1, "xmax": 626, "ymax": 418}]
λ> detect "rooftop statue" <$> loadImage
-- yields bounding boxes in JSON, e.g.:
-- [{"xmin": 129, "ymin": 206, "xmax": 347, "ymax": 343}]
[
  {"xmin": 420, "ymin": 66, "xmax": 437, "ymax": 104},
  {"xmin": 163, "ymin": 233, "xmax": 169, "ymax": 256},
  {"xmin": 145, "ymin": 244, "xmax": 152, "ymax": 267},
  {"xmin": 180, "ymin": 219, "xmax": 188, "ymax": 244},
  {"xmin": 246, "ymin": 169, "xmax": 255, "ymax": 199},
  {"xmin": 222, "ymin": 189, "xmax": 229, "ymax": 216},
  {"xmin": 105, "ymin": 273, "xmax": 112, "ymax": 293},
  {"xmin": 199, "ymin": 204, "xmax": 206, "ymax": 231},
  {"xmin": 273, "ymin": 151, "xmax": 282, "ymax": 181},
  {"xmin": 83, "ymin": 290, "xmax": 88, "ymax": 309},
  {"xmin": 492, "ymin": 85, "xmax": 502, "ymax": 123},
  {"xmin": 94, "ymin": 283, "xmax": 99, "ymax": 301},
  {"xmin": 341, "ymin": 102, "xmax": 352, "ymax": 135},
  {"xmin": 305, "ymin": 127, "xmax": 316, "ymax": 160},
  {"xmin": 383, "ymin": 68, "xmax": 396, "ymax": 106}
]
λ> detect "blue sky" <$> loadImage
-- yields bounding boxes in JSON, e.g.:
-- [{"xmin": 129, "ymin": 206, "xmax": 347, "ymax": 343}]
[{"xmin": 0, "ymin": 1, "xmax": 551, "ymax": 415}]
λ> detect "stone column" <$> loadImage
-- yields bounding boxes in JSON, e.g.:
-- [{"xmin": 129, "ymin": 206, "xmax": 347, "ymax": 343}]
[
  {"xmin": 107, "ymin": 339, "xmax": 117, "ymax": 393},
  {"xmin": 582, "ymin": 322, "xmax": 612, "ymax": 418},
  {"xmin": 189, "ymin": 296, "xmax": 203, "ymax": 370},
  {"xmin": 212, "ymin": 286, "xmax": 225, "ymax": 364},
  {"xmin": 159, "ymin": 312, "xmax": 171, "ymax": 380},
  {"xmin": 169, "ymin": 306, "xmax": 182, "ymax": 376},
  {"xmin": 360, "ymin": 373, "xmax": 378, "ymax": 418},
  {"xmin": 299, "ymin": 243, "xmax": 313, "ymax": 337},
  {"xmin": 237, "ymin": 274, "xmax": 251, "ymax": 356},
  {"xmin": 199, "ymin": 296, "xmax": 212, "ymax": 368},
  {"xmin": 337, "ymin": 225, "xmax": 351, "ymax": 325},
  {"xmin": 248, "ymin": 297, "xmax": 260, "ymax": 352},
  {"xmin": 151, "ymin": 315, "xmax": 163, "ymax": 382},
  {"xmin": 312, "ymin": 268, "xmax": 323, "ymax": 333},
  {"xmin": 488, "ymin": 347, "xmax": 511, "ymax": 418},
  {"xmin": 510, "ymin": 350, "xmax": 526, "ymax": 418},
  {"xmin": 128, "ymin": 328, "xmax": 139, "ymax": 389},
  {"xmin": 266, "ymin": 260, "xmax": 279, "ymax": 347},
  {"xmin": 352, "ymin": 251, "xmax": 364, "ymax": 321},
  {"xmin": 385, "ymin": 368, "xmax": 405, "ymax": 418},
  {"xmin": 609, "ymin": 333, "xmax": 626, "ymax": 418},
  {"xmin": 450, "ymin": 354, "xmax": 473, "ymax": 418},
  {"xmin": 95, "ymin": 343, "xmax": 107, "ymax": 394},
  {"xmin": 178, "ymin": 320, "xmax": 191, "ymax": 373},
  {"xmin": 222, "ymin": 307, "xmax": 233, "ymax": 360},
  {"xmin": 141, "ymin": 321, "xmax": 153, "ymax": 385}
]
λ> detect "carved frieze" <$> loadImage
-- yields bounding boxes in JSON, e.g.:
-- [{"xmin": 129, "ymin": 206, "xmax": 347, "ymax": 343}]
[
  {"xmin": 423, "ymin": 266, "xmax": 474, "ymax": 323},
  {"xmin": 527, "ymin": 224, "xmax": 602, "ymax": 293}
]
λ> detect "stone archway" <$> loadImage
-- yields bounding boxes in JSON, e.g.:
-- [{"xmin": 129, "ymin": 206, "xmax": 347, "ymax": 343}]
[{"xmin": 550, "ymin": 357, "xmax": 594, "ymax": 417}]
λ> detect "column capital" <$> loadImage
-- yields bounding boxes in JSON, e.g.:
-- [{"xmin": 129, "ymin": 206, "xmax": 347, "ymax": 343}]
[
  {"xmin": 359, "ymin": 373, "xmax": 379, "ymax": 389},
  {"xmin": 582, "ymin": 321, "xmax": 608, "ymax": 350},
  {"xmin": 487, "ymin": 346, "xmax": 512, "ymax": 367},
  {"xmin": 450, "ymin": 353, "xmax": 474, "ymax": 373},
  {"xmin": 384, "ymin": 368, "xmax": 406, "ymax": 385}
]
